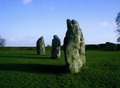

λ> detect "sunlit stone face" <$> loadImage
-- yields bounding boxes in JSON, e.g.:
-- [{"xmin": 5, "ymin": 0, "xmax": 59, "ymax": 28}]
[{"xmin": 64, "ymin": 19, "xmax": 86, "ymax": 74}]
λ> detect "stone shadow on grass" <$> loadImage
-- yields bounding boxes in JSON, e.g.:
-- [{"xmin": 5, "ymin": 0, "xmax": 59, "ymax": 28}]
[
  {"xmin": 0, "ymin": 64, "xmax": 68, "ymax": 74},
  {"xmin": 0, "ymin": 55, "xmax": 51, "ymax": 59}
]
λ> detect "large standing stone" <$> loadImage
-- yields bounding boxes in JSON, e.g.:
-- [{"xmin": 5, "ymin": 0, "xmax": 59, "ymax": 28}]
[
  {"xmin": 51, "ymin": 35, "xmax": 61, "ymax": 59},
  {"xmin": 63, "ymin": 19, "xmax": 86, "ymax": 74},
  {"xmin": 36, "ymin": 36, "xmax": 45, "ymax": 55}
]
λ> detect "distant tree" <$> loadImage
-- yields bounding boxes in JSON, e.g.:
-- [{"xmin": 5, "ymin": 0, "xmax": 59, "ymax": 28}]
[
  {"xmin": 0, "ymin": 36, "xmax": 6, "ymax": 47},
  {"xmin": 46, "ymin": 44, "xmax": 51, "ymax": 48},
  {"xmin": 116, "ymin": 12, "xmax": 120, "ymax": 42}
]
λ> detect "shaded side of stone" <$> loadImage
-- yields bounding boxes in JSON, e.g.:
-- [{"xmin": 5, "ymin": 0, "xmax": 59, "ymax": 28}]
[
  {"xmin": 51, "ymin": 35, "xmax": 61, "ymax": 59},
  {"xmin": 36, "ymin": 36, "xmax": 45, "ymax": 55}
]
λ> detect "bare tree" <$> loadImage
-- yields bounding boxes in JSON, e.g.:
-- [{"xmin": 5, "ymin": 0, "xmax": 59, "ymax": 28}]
[
  {"xmin": 116, "ymin": 12, "xmax": 120, "ymax": 42},
  {"xmin": 0, "ymin": 36, "xmax": 6, "ymax": 47}
]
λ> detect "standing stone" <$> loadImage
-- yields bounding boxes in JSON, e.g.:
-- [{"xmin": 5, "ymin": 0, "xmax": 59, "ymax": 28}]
[
  {"xmin": 51, "ymin": 35, "xmax": 61, "ymax": 59},
  {"xmin": 36, "ymin": 36, "xmax": 45, "ymax": 55},
  {"xmin": 63, "ymin": 19, "xmax": 86, "ymax": 74}
]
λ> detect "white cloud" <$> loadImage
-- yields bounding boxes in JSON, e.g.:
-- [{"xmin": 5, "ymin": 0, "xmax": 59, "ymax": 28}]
[
  {"xmin": 99, "ymin": 21, "xmax": 108, "ymax": 27},
  {"xmin": 22, "ymin": 0, "xmax": 32, "ymax": 5}
]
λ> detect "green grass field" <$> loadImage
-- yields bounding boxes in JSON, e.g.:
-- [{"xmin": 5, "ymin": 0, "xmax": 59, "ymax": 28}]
[{"xmin": 0, "ymin": 49, "xmax": 120, "ymax": 88}]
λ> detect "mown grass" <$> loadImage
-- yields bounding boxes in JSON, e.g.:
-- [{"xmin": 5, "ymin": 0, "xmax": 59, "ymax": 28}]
[{"xmin": 0, "ymin": 49, "xmax": 120, "ymax": 88}]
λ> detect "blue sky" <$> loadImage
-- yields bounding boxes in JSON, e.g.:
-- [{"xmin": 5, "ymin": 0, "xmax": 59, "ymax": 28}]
[{"xmin": 0, "ymin": 0, "xmax": 120, "ymax": 46}]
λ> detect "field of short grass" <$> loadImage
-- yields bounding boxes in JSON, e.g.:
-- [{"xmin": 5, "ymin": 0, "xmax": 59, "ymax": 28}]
[{"xmin": 0, "ymin": 48, "xmax": 120, "ymax": 88}]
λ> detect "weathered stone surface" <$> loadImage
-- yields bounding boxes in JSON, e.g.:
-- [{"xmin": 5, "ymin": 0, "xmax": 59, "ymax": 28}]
[
  {"xmin": 63, "ymin": 19, "xmax": 86, "ymax": 73},
  {"xmin": 36, "ymin": 36, "xmax": 45, "ymax": 55},
  {"xmin": 51, "ymin": 35, "xmax": 61, "ymax": 59}
]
